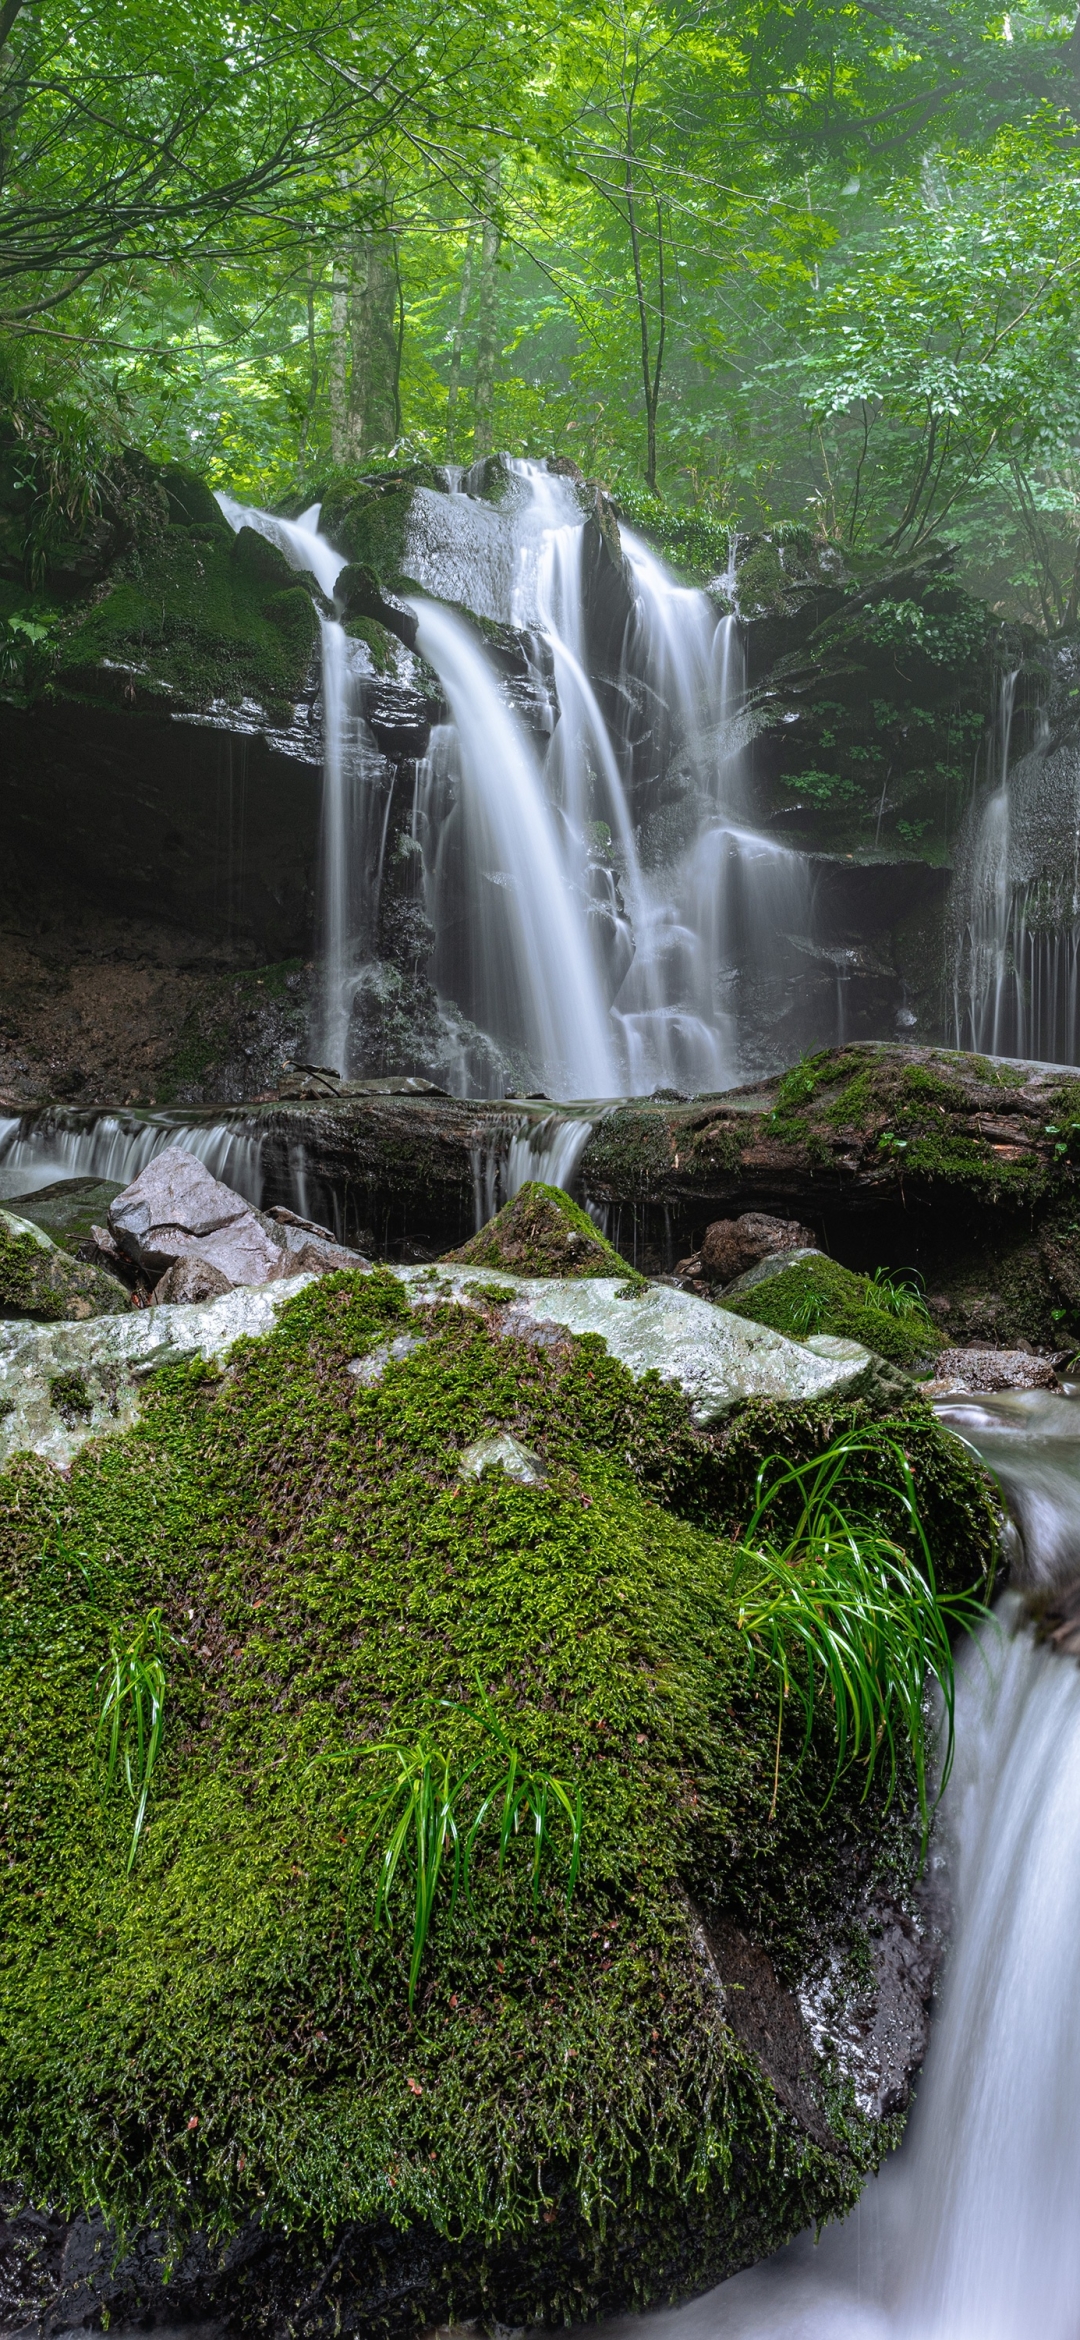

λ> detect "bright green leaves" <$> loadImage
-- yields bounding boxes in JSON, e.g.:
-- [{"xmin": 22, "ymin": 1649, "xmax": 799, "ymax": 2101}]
[
  {"xmin": 95, "ymin": 1606, "xmax": 169, "ymax": 1871},
  {"xmin": 734, "ymin": 1430, "xmax": 993, "ymax": 1843}
]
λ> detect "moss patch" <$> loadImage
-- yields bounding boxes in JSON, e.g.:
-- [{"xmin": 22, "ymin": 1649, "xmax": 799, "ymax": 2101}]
[
  {"xmin": 445, "ymin": 1180, "xmax": 640, "ymax": 1280},
  {"xmin": 0, "ymin": 1210, "xmax": 128, "ymax": 1321},
  {"xmin": 0, "ymin": 1271, "xmax": 995, "ymax": 2324},
  {"xmin": 55, "ymin": 521, "xmax": 318, "ymax": 716},
  {"xmin": 718, "ymin": 1255, "xmax": 945, "ymax": 1369}
]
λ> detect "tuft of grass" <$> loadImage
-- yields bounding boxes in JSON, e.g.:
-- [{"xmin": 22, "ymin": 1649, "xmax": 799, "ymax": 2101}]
[
  {"xmin": 864, "ymin": 1267, "xmax": 934, "ymax": 1326},
  {"xmin": 339, "ymin": 1688, "xmax": 582, "ymax": 2008},
  {"xmin": 95, "ymin": 1608, "xmax": 168, "ymax": 1870},
  {"xmin": 734, "ymin": 1430, "xmax": 989, "ymax": 1845}
]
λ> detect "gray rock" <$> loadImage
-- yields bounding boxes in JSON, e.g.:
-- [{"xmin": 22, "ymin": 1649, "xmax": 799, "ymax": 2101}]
[
  {"xmin": 928, "ymin": 1347, "xmax": 1059, "ymax": 1394},
  {"xmin": 151, "ymin": 1254, "xmax": 234, "ymax": 1305},
  {"xmin": 108, "ymin": 1149, "xmax": 369, "ymax": 1289},
  {"xmin": 698, "ymin": 1212, "xmax": 816, "ymax": 1285},
  {"xmin": 0, "ymin": 1278, "xmax": 313, "ymax": 1469},
  {"xmin": 108, "ymin": 1148, "xmax": 284, "ymax": 1285},
  {"xmin": 459, "ymin": 1431, "xmax": 546, "ymax": 1484},
  {"xmin": 396, "ymin": 1266, "xmax": 906, "ymax": 1423}
]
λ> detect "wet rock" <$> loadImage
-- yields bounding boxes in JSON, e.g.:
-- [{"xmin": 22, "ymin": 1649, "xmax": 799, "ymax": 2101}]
[
  {"xmin": 0, "ymin": 1208, "xmax": 130, "ymax": 1323},
  {"xmin": 1, "ymin": 1176, "xmax": 124, "ymax": 1255},
  {"xmin": 109, "ymin": 1147, "xmax": 285, "ymax": 1285},
  {"xmin": 0, "ymin": 1276, "xmax": 312, "ymax": 1468},
  {"xmin": 929, "ymin": 1348, "xmax": 1059, "ymax": 1394},
  {"xmin": 405, "ymin": 1264, "xmax": 911, "ymax": 1420},
  {"xmin": 458, "ymin": 1431, "xmax": 546, "ymax": 1485},
  {"xmin": 151, "ymin": 1254, "xmax": 233, "ymax": 1305},
  {"xmin": 679, "ymin": 1210, "xmax": 815, "ymax": 1286},
  {"xmin": 445, "ymin": 1180, "xmax": 634, "ymax": 1279}
]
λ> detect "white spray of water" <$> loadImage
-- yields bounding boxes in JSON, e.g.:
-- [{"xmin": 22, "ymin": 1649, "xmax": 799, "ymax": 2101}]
[
  {"xmin": 409, "ymin": 597, "xmax": 620, "ymax": 1100},
  {"xmin": 0, "ymin": 1110, "xmax": 266, "ymax": 1205}
]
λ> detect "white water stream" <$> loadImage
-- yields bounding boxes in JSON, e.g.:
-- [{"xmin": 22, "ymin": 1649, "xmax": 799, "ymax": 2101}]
[{"xmin": 597, "ymin": 1389, "xmax": 1080, "ymax": 2340}]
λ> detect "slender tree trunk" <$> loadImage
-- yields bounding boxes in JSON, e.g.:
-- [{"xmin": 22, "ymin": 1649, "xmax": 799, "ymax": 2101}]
[
  {"xmin": 348, "ymin": 227, "xmax": 399, "ymax": 457},
  {"xmin": 445, "ymin": 231, "xmax": 475, "ymax": 461},
  {"xmin": 297, "ymin": 262, "xmax": 320, "ymax": 476},
  {"xmin": 330, "ymin": 253, "xmax": 348, "ymax": 464},
  {"xmin": 472, "ymin": 160, "xmax": 501, "ymax": 461},
  {"xmin": 623, "ymin": 112, "xmax": 665, "ymax": 494}
]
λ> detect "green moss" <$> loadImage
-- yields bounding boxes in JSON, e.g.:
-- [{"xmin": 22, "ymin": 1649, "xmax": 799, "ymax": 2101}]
[
  {"xmin": 0, "ymin": 1213, "xmax": 128, "ymax": 1321},
  {"xmin": 719, "ymin": 1255, "xmax": 945, "ymax": 1368},
  {"xmin": 344, "ymin": 613, "xmax": 397, "ymax": 671},
  {"xmin": 48, "ymin": 1368, "xmax": 92, "ymax": 1423},
  {"xmin": 55, "ymin": 522, "xmax": 318, "ymax": 714},
  {"xmin": 0, "ymin": 1271, "xmax": 994, "ymax": 2318},
  {"xmin": 317, "ymin": 482, "xmax": 413, "ymax": 584},
  {"xmin": 446, "ymin": 1180, "xmax": 641, "ymax": 1280}
]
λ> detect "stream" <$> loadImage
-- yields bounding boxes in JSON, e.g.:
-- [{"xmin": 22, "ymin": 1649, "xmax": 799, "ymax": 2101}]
[{"xmin": 595, "ymin": 1387, "xmax": 1080, "ymax": 2339}]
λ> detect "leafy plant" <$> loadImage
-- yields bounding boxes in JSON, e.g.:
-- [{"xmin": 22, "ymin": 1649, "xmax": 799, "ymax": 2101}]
[
  {"xmin": 96, "ymin": 1608, "xmax": 168, "ymax": 1870},
  {"xmin": 864, "ymin": 1265, "xmax": 933, "ymax": 1325},
  {"xmin": 339, "ymin": 1690, "xmax": 582, "ymax": 2007},
  {"xmin": 733, "ymin": 1431, "xmax": 990, "ymax": 1843}
]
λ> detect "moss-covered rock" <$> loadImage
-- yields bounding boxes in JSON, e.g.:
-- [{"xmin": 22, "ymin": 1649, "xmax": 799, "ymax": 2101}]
[
  {"xmin": 0, "ymin": 1270, "xmax": 996, "ymax": 2333},
  {"xmin": 55, "ymin": 515, "xmax": 318, "ymax": 717},
  {"xmin": 445, "ymin": 1180, "xmax": 638, "ymax": 1279},
  {"xmin": 719, "ymin": 1252, "xmax": 946, "ymax": 1370},
  {"xmin": 0, "ymin": 1208, "xmax": 128, "ymax": 1321}
]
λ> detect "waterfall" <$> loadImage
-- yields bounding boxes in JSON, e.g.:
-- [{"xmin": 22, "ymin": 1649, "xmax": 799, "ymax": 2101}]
[
  {"xmin": 216, "ymin": 464, "xmax": 837, "ymax": 1103},
  {"xmin": 0, "ymin": 1108, "xmax": 267, "ymax": 1205},
  {"xmin": 600, "ymin": 1387, "xmax": 1080, "ymax": 2338},
  {"xmin": 409, "ymin": 598, "xmax": 620, "ymax": 1100},
  {"xmin": 951, "ymin": 672, "xmax": 1080, "ymax": 1065}
]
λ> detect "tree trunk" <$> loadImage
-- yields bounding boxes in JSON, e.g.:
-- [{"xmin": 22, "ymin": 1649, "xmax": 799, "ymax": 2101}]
[
  {"xmin": 330, "ymin": 255, "xmax": 348, "ymax": 464},
  {"xmin": 348, "ymin": 229, "xmax": 399, "ymax": 457},
  {"xmin": 472, "ymin": 162, "xmax": 501, "ymax": 461},
  {"xmin": 297, "ymin": 262, "xmax": 320, "ymax": 476},
  {"xmin": 445, "ymin": 232, "xmax": 475, "ymax": 461}
]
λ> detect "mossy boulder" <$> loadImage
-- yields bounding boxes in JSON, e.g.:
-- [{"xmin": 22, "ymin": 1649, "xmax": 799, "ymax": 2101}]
[
  {"xmin": 719, "ymin": 1252, "xmax": 946, "ymax": 1370},
  {"xmin": 55, "ymin": 513, "xmax": 318, "ymax": 717},
  {"xmin": 0, "ymin": 1270, "xmax": 996, "ymax": 2332},
  {"xmin": 3, "ymin": 1177, "xmax": 124, "ymax": 1255},
  {"xmin": 0, "ymin": 1208, "xmax": 129, "ymax": 1321},
  {"xmin": 445, "ymin": 1180, "xmax": 637, "ymax": 1279}
]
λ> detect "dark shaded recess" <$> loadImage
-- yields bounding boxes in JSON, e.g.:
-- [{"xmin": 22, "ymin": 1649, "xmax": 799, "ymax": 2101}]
[{"xmin": 0, "ymin": 700, "xmax": 322, "ymax": 960}]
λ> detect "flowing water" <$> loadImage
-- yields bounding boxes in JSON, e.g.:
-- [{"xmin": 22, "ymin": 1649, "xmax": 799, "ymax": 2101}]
[
  {"xmin": 952, "ymin": 671, "xmax": 1080, "ymax": 1063},
  {"xmin": 0, "ymin": 1108, "xmax": 267, "ymax": 1205},
  {"xmin": 215, "ymin": 464, "xmax": 833, "ymax": 1101},
  {"xmin": 591, "ymin": 1388, "xmax": 1080, "ymax": 2339}
]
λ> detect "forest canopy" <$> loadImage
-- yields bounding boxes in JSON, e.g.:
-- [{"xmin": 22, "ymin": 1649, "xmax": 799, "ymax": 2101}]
[{"xmin": 3, "ymin": 0, "xmax": 1080, "ymax": 619}]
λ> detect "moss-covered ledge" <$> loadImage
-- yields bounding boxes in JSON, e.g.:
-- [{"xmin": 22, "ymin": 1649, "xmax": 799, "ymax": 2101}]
[{"xmin": 0, "ymin": 1270, "xmax": 996, "ymax": 2335}]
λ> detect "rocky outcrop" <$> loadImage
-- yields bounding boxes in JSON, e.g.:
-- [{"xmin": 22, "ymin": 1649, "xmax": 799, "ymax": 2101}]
[
  {"xmin": 0, "ymin": 1263, "xmax": 997, "ymax": 2334},
  {"xmin": 445, "ymin": 1179, "xmax": 635, "ymax": 1279}
]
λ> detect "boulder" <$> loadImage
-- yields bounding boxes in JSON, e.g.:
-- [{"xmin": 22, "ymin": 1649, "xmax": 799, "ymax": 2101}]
[
  {"xmin": 2, "ymin": 1177, "xmax": 125, "ymax": 1256},
  {"xmin": 0, "ymin": 1208, "xmax": 130, "ymax": 1323},
  {"xmin": 681, "ymin": 1211, "xmax": 816, "ymax": 1287},
  {"xmin": 445, "ymin": 1180, "xmax": 634, "ymax": 1280},
  {"xmin": 107, "ymin": 1149, "xmax": 369, "ymax": 1290},
  {"xmin": 151, "ymin": 1254, "xmax": 233, "ymax": 1306},
  {"xmin": 0, "ymin": 1264, "xmax": 997, "ymax": 2336},
  {"xmin": 717, "ymin": 1250, "xmax": 944, "ymax": 1373},
  {"xmin": 929, "ymin": 1347, "xmax": 1059, "ymax": 1394}
]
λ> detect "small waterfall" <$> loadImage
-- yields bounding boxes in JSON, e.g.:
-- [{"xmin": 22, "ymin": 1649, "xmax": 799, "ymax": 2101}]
[
  {"xmin": 0, "ymin": 1109, "xmax": 267, "ymax": 1205},
  {"xmin": 599, "ymin": 1387, "xmax": 1080, "ymax": 2339},
  {"xmin": 469, "ymin": 1110, "xmax": 596, "ymax": 1229}
]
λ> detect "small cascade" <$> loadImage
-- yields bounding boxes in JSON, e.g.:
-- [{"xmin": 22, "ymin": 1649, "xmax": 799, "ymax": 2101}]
[
  {"xmin": 0, "ymin": 1108, "xmax": 267, "ymax": 1205},
  {"xmin": 952, "ymin": 671, "xmax": 1080, "ymax": 1065},
  {"xmin": 469, "ymin": 1110, "xmax": 596, "ymax": 1230},
  {"xmin": 598, "ymin": 1386, "xmax": 1080, "ymax": 2339}
]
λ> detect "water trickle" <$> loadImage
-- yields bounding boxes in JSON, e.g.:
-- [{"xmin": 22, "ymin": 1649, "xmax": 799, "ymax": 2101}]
[
  {"xmin": 590, "ymin": 1387, "xmax": 1080, "ymax": 2339},
  {"xmin": 0, "ymin": 1109, "xmax": 267, "ymax": 1204}
]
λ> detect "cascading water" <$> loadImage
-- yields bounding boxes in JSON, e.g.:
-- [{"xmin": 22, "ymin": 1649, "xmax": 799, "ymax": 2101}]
[
  {"xmin": 952, "ymin": 669, "xmax": 1080, "ymax": 1064},
  {"xmin": 0, "ymin": 1108, "xmax": 267, "ymax": 1204},
  {"xmin": 215, "ymin": 461, "xmax": 840, "ymax": 1104},
  {"xmin": 591, "ymin": 1387, "xmax": 1080, "ymax": 2339}
]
